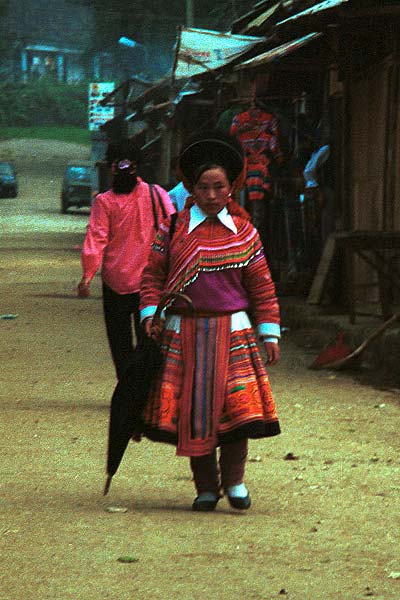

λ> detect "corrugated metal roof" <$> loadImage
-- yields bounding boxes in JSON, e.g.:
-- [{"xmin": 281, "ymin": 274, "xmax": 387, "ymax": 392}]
[
  {"xmin": 243, "ymin": 2, "xmax": 282, "ymax": 32},
  {"xmin": 276, "ymin": 0, "xmax": 349, "ymax": 26},
  {"xmin": 235, "ymin": 32, "xmax": 322, "ymax": 70},
  {"xmin": 231, "ymin": 0, "xmax": 273, "ymax": 34}
]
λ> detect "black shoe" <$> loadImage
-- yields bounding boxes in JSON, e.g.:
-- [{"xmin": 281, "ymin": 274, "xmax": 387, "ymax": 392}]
[
  {"xmin": 192, "ymin": 496, "xmax": 219, "ymax": 512},
  {"xmin": 227, "ymin": 493, "xmax": 251, "ymax": 510}
]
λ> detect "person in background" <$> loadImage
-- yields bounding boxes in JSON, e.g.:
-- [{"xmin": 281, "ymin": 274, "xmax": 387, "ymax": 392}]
[
  {"xmin": 139, "ymin": 129, "xmax": 281, "ymax": 512},
  {"xmin": 77, "ymin": 138, "xmax": 175, "ymax": 379},
  {"xmin": 168, "ymin": 156, "xmax": 190, "ymax": 212}
]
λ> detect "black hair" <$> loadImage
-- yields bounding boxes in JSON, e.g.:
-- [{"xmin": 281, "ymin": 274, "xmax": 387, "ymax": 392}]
[
  {"xmin": 105, "ymin": 137, "xmax": 142, "ymax": 167},
  {"xmin": 192, "ymin": 163, "xmax": 234, "ymax": 186}
]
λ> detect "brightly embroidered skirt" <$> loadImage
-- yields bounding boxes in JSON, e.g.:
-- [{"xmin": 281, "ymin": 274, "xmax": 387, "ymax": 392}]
[{"xmin": 142, "ymin": 311, "xmax": 280, "ymax": 456}]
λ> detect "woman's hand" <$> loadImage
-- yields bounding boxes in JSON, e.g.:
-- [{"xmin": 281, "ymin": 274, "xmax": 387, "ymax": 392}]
[
  {"xmin": 263, "ymin": 341, "xmax": 280, "ymax": 366},
  {"xmin": 77, "ymin": 277, "xmax": 90, "ymax": 298},
  {"xmin": 144, "ymin": 317, "xmax": 165, "ymax": 340}
]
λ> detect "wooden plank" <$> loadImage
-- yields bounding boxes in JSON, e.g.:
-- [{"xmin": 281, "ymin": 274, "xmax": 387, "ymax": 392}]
[{"xmin": 307, "ymin": 233, "xmax": 337, "ymax": 304}]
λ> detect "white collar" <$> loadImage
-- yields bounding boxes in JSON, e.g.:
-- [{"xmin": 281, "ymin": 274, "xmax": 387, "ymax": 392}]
[{"xmin": 188, "ymin": 204, "xmax": 237, "ymax": 234}]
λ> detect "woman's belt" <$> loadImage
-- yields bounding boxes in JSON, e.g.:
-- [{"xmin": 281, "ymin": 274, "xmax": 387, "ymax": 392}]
[{"xmin": 167, "ymin": 307, "xmax": 236, "ymax": 318}]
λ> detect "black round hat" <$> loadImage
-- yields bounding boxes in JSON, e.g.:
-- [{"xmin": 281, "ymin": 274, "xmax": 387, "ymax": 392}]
[{"xmin": 178, "ymin": 129, "xmax": 244, "ymax": 185}]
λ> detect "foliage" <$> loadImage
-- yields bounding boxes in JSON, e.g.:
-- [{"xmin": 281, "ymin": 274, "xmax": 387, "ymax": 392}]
[
  {"xmin": 0, "ymin": 125, "xmax": 91, "ymax": 145},
  {"xmin": 0, "ymin": 79, "xmax": 88, "ymax": 128},
  {"xmin": 70, "ymin": 0, "xmax": 255, "ymax": 51}
]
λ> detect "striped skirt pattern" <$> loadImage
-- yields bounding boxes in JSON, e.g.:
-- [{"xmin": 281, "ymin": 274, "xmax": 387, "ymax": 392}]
[{"xmin": 142, "ymin": 312, "xmax": 280, "ymax": 457}]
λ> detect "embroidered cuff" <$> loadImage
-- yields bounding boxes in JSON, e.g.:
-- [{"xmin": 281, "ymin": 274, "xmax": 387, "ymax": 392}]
[
  {"xmin": 261, "ymin": 336, "xmax": 279, "ymax": 344},
  {"xmin": 258, "ymin": 322, "xmax": 281, "ymax": 339},
  {"xmin": 140, "ymin": 305, "xmax": 166, "ymax": 322},
  {"xmin": 140, "ymin": 305, "xmax": 157, "ymax": 322}
]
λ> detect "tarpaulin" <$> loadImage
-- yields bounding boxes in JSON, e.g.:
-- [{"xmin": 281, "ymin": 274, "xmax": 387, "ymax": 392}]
[
  {"xmin": 276, "ymin": 0, "xmax": 349, "ymax": 26},
  {"xmin": 235, "ymin": 32, "xmax": 322, "ymax": 70},
  {"xmin": 173, "ymin": 27, "xmax": 267, "ymax": 80},
  {"xmin": 242, "ymin": 2, "xmax": 281, "ymax": 32}
]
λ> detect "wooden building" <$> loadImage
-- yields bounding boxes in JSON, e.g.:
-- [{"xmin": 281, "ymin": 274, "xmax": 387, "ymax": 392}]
[
  {"xmin": 225, "ymin": 0, "xmax": 400, "ymax": 317},
  {"xmin": 99, "ymin": 0, "xmax": 400, "ymax": 318},
  {"xmin": 272, "ymin": 0, "xmax": 400, "ymax": 318}
]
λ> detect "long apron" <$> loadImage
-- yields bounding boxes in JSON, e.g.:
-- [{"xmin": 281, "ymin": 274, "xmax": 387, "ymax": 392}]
[{"xmin": 142, "ymin": 311, "xmax": 280, "ymax": 456}]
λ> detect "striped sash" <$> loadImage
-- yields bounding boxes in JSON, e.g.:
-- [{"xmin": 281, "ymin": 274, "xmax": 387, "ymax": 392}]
[{"xmin": 178, "ymin": 315, "xmax": 231, "ymax": 456}]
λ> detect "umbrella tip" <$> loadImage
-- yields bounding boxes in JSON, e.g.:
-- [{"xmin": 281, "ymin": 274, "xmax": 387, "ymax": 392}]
[{"xmin": 103, "ymin": 475, "xmax": 112, "ymax": 496}]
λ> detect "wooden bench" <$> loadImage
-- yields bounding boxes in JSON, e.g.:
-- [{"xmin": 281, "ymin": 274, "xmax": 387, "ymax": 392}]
[{"xmin": 308, "ymin": 231, "xmax": 400, "ymax": 323}]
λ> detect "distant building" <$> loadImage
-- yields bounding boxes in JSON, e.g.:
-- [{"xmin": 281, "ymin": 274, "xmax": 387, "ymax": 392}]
[{"xmin": 0, "ymin": 0, "xmax": 115, "ymax": 83}]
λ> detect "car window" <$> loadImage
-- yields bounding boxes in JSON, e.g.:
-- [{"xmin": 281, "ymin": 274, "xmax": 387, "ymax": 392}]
[
  {"xmin": 66, "ymin": 166, "xmax": 91, "ymax": 181},
  {"xmin": 0, "ymin": 162, "xmax": 14, "ymax": 176}
]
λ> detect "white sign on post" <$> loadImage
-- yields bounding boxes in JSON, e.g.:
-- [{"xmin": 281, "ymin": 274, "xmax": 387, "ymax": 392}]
[{"xmin": 88, "ymin": 82, "xmax": 115, "ymax": 131}]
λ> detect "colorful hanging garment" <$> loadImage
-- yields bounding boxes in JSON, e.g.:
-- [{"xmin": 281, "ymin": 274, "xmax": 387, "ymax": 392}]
[{"xmin": 230, "ymin": 108, "xmax": 282, "ymax": 201}]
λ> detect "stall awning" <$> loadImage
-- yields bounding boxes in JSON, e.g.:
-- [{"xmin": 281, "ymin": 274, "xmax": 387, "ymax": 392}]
[
  {"xmin": 141, "ymin": 134, "xmax": 162, "ymax": 151},
  {"xmin": 234, "ymin": 32, "xmax": 322, "ymax": 70},
  {"xmin": 242, "ymin": 2, "xmax": 281, "ymax": 33},
  {"xmin": 99, "ymin": 77, "xmax": 154, "ymax": 106},
  {"xmin": 276, "ymin": 0, "xmax": 349, "ymax": 26},
  {"xmin": 173, "ymin": 27, "xmax": 267, "ymax": 80}
]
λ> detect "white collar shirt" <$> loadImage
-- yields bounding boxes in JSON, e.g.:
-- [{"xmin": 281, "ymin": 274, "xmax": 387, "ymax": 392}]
[{"xmin": 188, "ymin": 204, "xmax": 237, "ymax": 235}]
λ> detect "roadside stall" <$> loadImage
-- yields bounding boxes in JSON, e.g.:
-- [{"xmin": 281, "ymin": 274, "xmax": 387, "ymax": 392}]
[
  {"xmin": 229, "ymin": 31, "xmax": 331, "ymax": 290},
  {"xmin": 97, "ymin": 26, "xmax": 268, "ymax": 188},
  {"xmin": 275, "ymin": 0, "xmax": 400, "ymax": 318}
]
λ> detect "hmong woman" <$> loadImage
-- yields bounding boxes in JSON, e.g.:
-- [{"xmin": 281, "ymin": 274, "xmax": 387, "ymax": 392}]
[{"xmin": 139, "ymin": 129, "xmax": 281, "ymax": 512}]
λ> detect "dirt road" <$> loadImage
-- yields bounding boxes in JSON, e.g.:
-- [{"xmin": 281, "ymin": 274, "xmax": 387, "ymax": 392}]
[{"xmin": 0, "ymin": 139, "xmax": 399, "ymax": 600}]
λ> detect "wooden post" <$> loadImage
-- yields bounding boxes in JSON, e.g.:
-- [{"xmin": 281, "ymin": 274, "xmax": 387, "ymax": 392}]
[
  {"xmin": 342, "ymin": 51, "xmax": 353, "ymax": 230},
  {"xmin": 383, "ymin": 57, "xmax": 400, "ymax": 230},
  {"xmin": 159, "ymin": 124, "xmax": 172, "ymax": 186},
  {"xmin": 186, "ymin": 0, "xmax": 194, "ymax": 27}
]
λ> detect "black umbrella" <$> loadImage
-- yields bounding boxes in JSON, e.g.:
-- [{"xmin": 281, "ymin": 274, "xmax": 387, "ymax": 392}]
[{"xmin": 103, "ymin": 291, "xmax": 193, "ymax": 495}]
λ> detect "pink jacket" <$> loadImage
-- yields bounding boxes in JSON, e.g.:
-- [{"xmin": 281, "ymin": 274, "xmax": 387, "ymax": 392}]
[{"xmin": 81, "ymin": 178, "xmax": 175, "ymax": 294}]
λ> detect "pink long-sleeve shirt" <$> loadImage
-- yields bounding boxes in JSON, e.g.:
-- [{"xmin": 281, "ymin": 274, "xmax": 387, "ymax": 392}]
[{"xmin": 81, "ymin": 178, "xmax": 175, "ymax": 294}]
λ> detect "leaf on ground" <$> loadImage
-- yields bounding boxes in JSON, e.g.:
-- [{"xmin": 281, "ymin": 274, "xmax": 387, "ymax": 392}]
[
  {"xmin": 388, "ymin": 572, "xmax": 400, "ymax": 579},
  {"xmin": 249, "ymin": 455, "xmax": 262, "ymax": 462},
  {"xmin": 284, "ymin": 452, "xmax": 299, "ymax": 461},
  {"xmin": 106, "ymin": 506, "xmax": 128, "ymax": 513},
  {"xmin": 117, "ymin": 556, "xmax": 139, "ymax": 563}
]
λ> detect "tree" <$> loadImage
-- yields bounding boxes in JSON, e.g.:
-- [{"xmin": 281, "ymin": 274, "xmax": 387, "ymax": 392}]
[
  {"xmin": 71, "ymin": 0, "xmax": 255, "ymax": 51},
  {"xmin": 68, "ymin": 0, "xmax": 256, "ymax": 79}
]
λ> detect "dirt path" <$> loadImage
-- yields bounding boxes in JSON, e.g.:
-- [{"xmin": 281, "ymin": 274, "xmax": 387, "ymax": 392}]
[{"xmin": 0, "ymin": 139, "xmax": 399, "ymax": 600}]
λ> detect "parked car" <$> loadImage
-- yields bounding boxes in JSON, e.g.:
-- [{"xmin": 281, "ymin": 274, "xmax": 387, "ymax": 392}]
[
  {"xmin": 61, "ymin": 161, "xmax": 94, "ymax": 213},
  {"xmin": 0, "ymin": 161, "xmax": 18, "ymax": 198}
]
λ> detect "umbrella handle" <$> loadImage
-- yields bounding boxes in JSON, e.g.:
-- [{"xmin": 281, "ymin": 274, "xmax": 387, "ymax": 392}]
[{"xmin": 153, "ymin": 291, "xmax": 194, "ymax": 327}]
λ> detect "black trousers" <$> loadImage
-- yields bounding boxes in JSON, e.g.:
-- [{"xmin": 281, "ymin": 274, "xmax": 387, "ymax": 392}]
[{"xmin": 102, "ymin": 283, "xmax": 143, "ymax": 379}]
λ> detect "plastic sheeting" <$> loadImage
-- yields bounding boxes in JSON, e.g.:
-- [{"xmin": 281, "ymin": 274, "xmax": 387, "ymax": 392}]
[
  {"xmin": 276, "ymin": 0, "xmax": 349, "ymax": 26},
  {"xmin": 235, "ymin": 32, "xmax": 322, "ymax": 70},
  {"xmin": 173, "ymin": 27, "xmax": 266, "ymax": 80}
]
